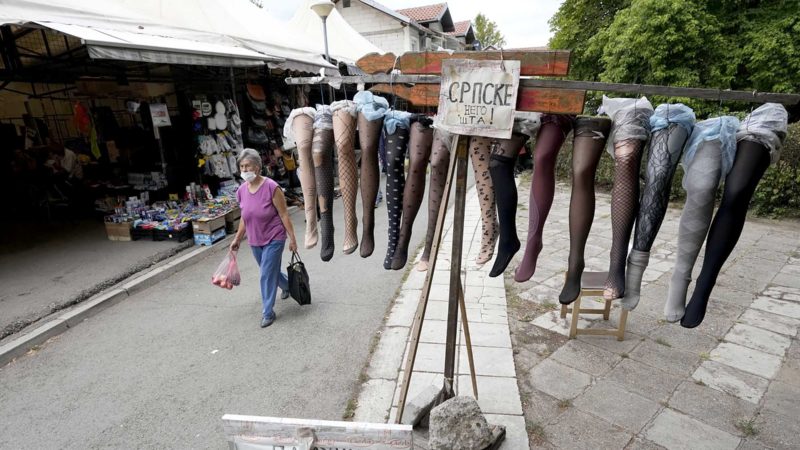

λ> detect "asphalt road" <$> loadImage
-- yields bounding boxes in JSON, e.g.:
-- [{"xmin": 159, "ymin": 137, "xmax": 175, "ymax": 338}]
[{"xmin": 0, "ymin": 179, "xmax": 445, "ymax": 449}]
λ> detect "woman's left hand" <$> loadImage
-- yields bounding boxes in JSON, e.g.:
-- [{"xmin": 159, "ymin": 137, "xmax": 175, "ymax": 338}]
[{"xmin": 288, "ymin": 239, "xmax": 298, "ymax": 253}]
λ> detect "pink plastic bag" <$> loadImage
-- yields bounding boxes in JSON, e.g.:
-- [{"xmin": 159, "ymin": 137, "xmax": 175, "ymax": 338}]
[{"xmin": 211, "ymin": 251, "xmax": 241, "ymax": 290}]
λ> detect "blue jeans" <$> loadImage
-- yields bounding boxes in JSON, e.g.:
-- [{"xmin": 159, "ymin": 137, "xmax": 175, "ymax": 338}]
[{"xmin": 251, "ymin": 240, "xmax": 289, "ymax": 319}]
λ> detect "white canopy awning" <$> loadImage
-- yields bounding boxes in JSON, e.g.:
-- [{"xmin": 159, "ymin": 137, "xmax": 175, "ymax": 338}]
[
  {"xmin": 0, "ymin": 0, "xmax": 335, "ymax": 70},
  {"xmin": 288, "ymin": 0, "xmax": 384, "ymax": 64}
]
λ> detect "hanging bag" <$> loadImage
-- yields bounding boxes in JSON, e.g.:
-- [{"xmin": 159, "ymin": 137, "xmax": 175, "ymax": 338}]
[
  {"xmin": 211, "ymin": 251, "xmax": 241, "ymax": 290},
  {"xmin": 287, "ymin": 251, "xmax": 311, "ymax": 305}
]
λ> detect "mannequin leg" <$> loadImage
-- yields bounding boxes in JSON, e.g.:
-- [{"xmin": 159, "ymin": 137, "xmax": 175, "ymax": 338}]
[
  {"xmin": 358, "ymin": 114, "xmax": 382, "ymax": 258},
  {"xmin": 682, "ymin": 141, "xmax": 770, "ymax": 328},
  {"xmin": 622, "ymin": 125, "xmax": 688, "ymax": 310},
  {"xmin": 392, "ymin": 121, "xmax": 433, "ymax": 270},
  {"xmin": 665, "ymin": 141, "xmax": 723, "ymax": 322},
  {"xmin": 604, "ymin": 139, "xmax": 645, "ymax": 299},
  {"xmin": 292, "ymin": 115, "xmax": 318, "ymax": 249},
  {"xmin": 384, "ymin": 127, "xmax": 409, "ymax": 269},
  {"xmin": 559, "ymin": 117, "xmax": 611, "ymax": 305},
  {"xmin": 417, "ymin": 129, "xmax": 452, "ymax": 271},
  {"xmin": 489, "ymin": 133, "xmax": 529, "ymax": 277},
  {"xmin": 313, "ymin": 127, "xmax": 336, "ymax": 262},
  {"xmin": 469, "ymin": 136, "xmax": 499, "ymax": 265},
  {"xmin": 333, "ymin": 110, "xmax": 359, "ymax": 254},
  {"xmin": 514, "ymin": 118, "xmax": 572, "ymax": 282}
]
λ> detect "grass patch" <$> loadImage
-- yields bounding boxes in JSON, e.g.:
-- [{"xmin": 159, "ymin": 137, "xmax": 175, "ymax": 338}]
[
  {"xmin": 557, "ymin": 399, "xmax": 572, "ymax": 409},
  {"xmin": 694, "ymin": 379, "xmax": 706, "ymax": 386},
  {"xmin": 526, "ymin": 420, "xmax": 546, "ymax": 443},
  {"xmin": 699, "ymin": 352, "xmax": 711, "ymax": 361},
  {"xmin": 343, "ymin": 398, "xmax": 358, "ymax": 420},
  {"xmin": 735, "ymin": 418, "xmax": 759, "ymax": 437},
  {"xmin": 655, "ymin": 338, "xmax": 672, "ymax": 348},
  {"xmin": 620, "ymin": 353, "xmax": 629, "ymax": 359}
]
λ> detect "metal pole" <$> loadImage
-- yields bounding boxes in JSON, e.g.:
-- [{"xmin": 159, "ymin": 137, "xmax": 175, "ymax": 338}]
[{"xmin": 322, "ymin": 17, "xmax": 330, "ymax": 63}]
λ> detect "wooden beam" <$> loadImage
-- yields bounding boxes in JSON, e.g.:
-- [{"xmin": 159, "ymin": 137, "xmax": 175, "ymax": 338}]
[
  {"xmin": 369, "ymin": 83, "xmax": 439, "ymax": 107},
  {"xmin": 286, "ymin": 75, "xmax": 800, "ymax": 105},
  {"xmin": 517, "ymin": 87, "xmax": 586, "ymax": 114},
  {"xmin": 357, "ymin": 50, "xmax": 571, "ymax": 76}
]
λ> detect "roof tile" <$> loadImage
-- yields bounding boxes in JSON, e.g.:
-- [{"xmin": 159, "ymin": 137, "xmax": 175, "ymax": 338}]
[{"xmin": 395, "ymin": 3, "xmax": 447, "ymax": 23}]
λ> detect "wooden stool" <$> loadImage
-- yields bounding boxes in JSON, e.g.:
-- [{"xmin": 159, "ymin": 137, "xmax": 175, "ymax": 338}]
[{"xmin": 559, "ymin": 271, "xmax": 628, "ymax": 341}]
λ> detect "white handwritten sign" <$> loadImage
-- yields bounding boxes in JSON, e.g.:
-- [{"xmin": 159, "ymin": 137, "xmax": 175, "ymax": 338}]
[
  {"xmin": 222, "ymin": 415, "xmax": 413, "ymax": 450},
  {"xmin": 435, "ymin": 59, "xmax": 521, "ymax": 139}
]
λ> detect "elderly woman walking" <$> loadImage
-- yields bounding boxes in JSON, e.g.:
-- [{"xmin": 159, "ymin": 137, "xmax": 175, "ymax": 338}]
[{"xmin": 230, "ymin": 149, "xmax": 298, "ymax": 328}]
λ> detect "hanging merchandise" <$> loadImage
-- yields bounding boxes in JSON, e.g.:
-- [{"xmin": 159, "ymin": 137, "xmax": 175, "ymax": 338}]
[
  {"xmin": 382, "ymin": 109, "xmax": 413, "ymax": 270},
  {"xmin": 285, "ymin": 107, "xmax": 318, "ymax": 249},
  {"xmin": 599, "ymin": 96, "xmax": 654, "ymax": 300},
  {"xmin": 622, "ymin": 103, "xmax": 696, "ymax": 311},
  {"xmin": 513, "ymin": 113, "xmax": 572, "ymax": 282},
  {"xmin": 417, "ymin": 125, "xmax": 455, "ymax": 272},
  {"xmin": 488, "ymin": 111, "xmax": 543, "ymax": 278},
  {"xmin": 680, "ymin": 104, "xmax": 788, "ymax": 328},
  {"xmin": 391, "ymin": 114, "xmax": 434, "ymax": 270},
  {"xmin": 313, "ymin": 104, "xmax": 335, "ymax": 262},
  {"xmin": 469, "ymin": 135, "xmax": 499, "ymax": 266},
  {"xmin": 353, "ymin": 91, "xmax": 389, "ymax": 258},
  {"xmin": 331, "ymin": 100, "xmax": 360, "ymax": 255},
  {"xmin": 214, "ymin": 101, "xmax": 228, "ymax": 130},
  {"xmin": 559, "ymin": 116, "xmax": 613, "ymax": 305},
  {"xmin": 665, "ymin": 115, "xmax": 740, "ymax": 323}
]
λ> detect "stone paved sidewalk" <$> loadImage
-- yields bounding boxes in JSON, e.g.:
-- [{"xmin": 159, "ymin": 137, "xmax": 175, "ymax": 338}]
[
  {"xmin": 509, "ymin": 179, "xmax": 800, "ymax": 450},
  {"xmin": 353, "ymin": 186, "xmax": 529, "ymax": 450}
]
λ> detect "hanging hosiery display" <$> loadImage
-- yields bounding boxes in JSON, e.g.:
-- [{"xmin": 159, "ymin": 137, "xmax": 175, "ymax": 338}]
[
  {"xmin": 489, "ymin": 112, "xmax": 543, "ymax": 278},
  {"xmin": 622, "ymin": 103, "xmax": 695, "ymax": 310},
  {"xmin": 312, "ymin": 105, "xmax": 336, "ymax": 262},
  {"xmin": 353, "ymin": 91, "xmax": 389, "ymax": 258},
  {"xmin": 469, "ymin": 136, "xmax": 500, "ymax": 265},
  {"xmin": 559, "ymin": 116, "xmax": 612, "ymax": 305},
  {"xmin": 514, "ymin": 113, "xmax": 572, "ymax": 282},
  {"xmin": 383, "ymin": 110, "xmax": 413, "ymax": 270},
  {"xmin": 417, "ymin": 127, "xmax": 454, "ymax": 271},
  {"xmin": 601, "ymin": 96, "xmax": 654, "ymax": 300},
  {"xmin": 665, "ymin": 116, "xmax": 740, "ymax": 322},
  {"xmin": 682, "ymin": 104, "xmax": 788, "ymax": 328},
  {"xmin": 285, "ymin": 107, "xmax": 318, "ymax": 249},
  {"xmin": 392, "ymin": 115, "xmax": 434, "ymax": 270},
  {"xmin": 331, "ymin": 100, "xmax": 359, "ymax": 254}
]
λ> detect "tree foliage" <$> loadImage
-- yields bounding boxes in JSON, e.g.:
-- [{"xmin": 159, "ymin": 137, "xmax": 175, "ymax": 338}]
[
  {"xmin": 474, "ymin": 13, "xmax": 507, "ymax": 49},
  {"xmin": 548, "ymin": 0, "xmax": 800, "ymax": 115}
]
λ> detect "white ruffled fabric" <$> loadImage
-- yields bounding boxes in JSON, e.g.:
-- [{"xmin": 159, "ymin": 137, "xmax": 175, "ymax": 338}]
[
  {"xmin": 601, "ymin": 96, "xmax": 655, "ymax": 158},
  {"xmin": 330, "ymin": 100, "xmax": 357, "ymax": 117},
  {"xmin": 736, "ymin": 103, "xmax": 789, "ymax": 165},
  {"xmin": 283, "ymin": 107, "xmax": 316, "ymax": 142}
]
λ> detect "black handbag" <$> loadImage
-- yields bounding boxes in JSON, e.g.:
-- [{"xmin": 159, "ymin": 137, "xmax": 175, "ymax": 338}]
[{"xmin": 287, "ymin": 251, "xmax": 311, "ymax": 305}]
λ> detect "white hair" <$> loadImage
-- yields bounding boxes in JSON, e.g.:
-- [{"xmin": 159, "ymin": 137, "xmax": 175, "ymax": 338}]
[{"xmin": 237, "ymin": 148, "xmax": 262, "ymax": 169}]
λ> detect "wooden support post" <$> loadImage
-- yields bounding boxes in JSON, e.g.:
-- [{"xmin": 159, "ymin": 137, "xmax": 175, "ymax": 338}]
[
  {"xmin": 395, "ymin": 134, "xmax": 461, "ymax": 423},
  {"xmin": 458, "ymin": 280, "xmax": 478, "ymax": 400}
]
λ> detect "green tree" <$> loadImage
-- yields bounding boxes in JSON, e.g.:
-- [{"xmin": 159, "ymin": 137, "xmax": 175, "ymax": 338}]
[
  {"xmin": 474, "ymin": 13, "xmax": 507, "ymax": 49},
  {"xmin": 549, "ymin": 0, "xmax": 630, "ymax": 80}
]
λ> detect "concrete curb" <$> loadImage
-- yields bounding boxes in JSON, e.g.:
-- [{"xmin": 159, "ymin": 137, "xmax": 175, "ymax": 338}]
[
  {"xmin": 0, "ymin": 236, "xmax": 234, "ymax": 368},
  {"xmin": 0, "ymin": 205, "xmax": 303, "ymax": 367}
]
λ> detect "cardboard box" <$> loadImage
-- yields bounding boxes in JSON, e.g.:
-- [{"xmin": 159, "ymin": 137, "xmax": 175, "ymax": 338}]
[
  {"xmin": 225, "ymin": 207, "xmax": 241, "ymax": 223},
  {"xmin": 193, "ymin": 228, "xmax": 226, "ymax": 246},
  {"xmin": 105, "ymin": 222, "xmax": 132, "ymax": 241},
  {"xmin": 226, "ymin": 218, "xmax": 240, "ymax": 234},
  {"xmin": 192, "ymin": 215, "xmax": 225, "ymax": 234}
]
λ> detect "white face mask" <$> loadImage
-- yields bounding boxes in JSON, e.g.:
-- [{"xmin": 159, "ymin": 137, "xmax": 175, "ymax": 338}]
[{"xmin": 241, "ymin": 171, "xmax": 256, "ymax": 183}]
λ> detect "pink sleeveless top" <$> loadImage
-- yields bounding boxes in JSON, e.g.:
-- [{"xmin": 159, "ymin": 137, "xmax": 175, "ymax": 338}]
[{"xmin": 236, "ymin": 178, "xmax": 287, "ymax": 246}]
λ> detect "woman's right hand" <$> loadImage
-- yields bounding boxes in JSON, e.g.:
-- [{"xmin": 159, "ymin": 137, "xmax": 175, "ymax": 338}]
[{"xmin": 230, "ymin": 239, "xmax": 240, "ymax": 252}]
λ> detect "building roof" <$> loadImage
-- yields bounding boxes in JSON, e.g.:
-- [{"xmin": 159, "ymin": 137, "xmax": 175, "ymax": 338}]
[
  {"xmin": 396, "ymin": 3, "xmax": 454, "ymax": 32},
  {"xmin": 447, "ymin": 20, "xmax": 471, "ymax": 36}
]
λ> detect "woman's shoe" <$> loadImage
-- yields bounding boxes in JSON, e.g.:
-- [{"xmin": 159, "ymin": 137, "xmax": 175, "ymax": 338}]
[{"xmin": 260, "ymin": 314, "xmax": 276, "ymax": 328}]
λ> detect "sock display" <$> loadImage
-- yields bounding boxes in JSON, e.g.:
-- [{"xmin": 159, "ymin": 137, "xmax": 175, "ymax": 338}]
[
  {"xmin": 559, "ymin": 116, "xmax": 611, "ymax": 305},
  {"xmin": 332, "ymin": 101, "xmax": 359, "ymax": 254},
  {"xmin": 622, "ymin": 103, "xmax": 694, "ymax": 310},
  {"xmin": 469, "ymin": 136, "xmax": 499, "ymax": 265},
  {"xmin": 514, "ymin": 114, "xmax": 572, "ymax": 282},
  {"xmin": 392, "ymin": 117, "xmax": 434, "ymax": 270},
  {"xmin": 312, "ymin": 106, "xmax": 336, "ymax": 262},
  {"xmin": 418, "ymin": 128, "xmax": 453, "ymax": 271}
]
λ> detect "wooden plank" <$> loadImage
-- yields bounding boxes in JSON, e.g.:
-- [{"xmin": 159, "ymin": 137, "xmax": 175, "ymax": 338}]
[
  {"xmin": 285, "ymin": 75, "xmax": 800, "ymax": 105},
  {"xmin": 517, "ymin": 87, "xmax": 585, "ymax": 114},
  {"xmin": 356, "ymin": 52, "xmax": 398, "ymax": 74},
  {"xmin": 370, "ymin": 83, "xmax": 439, "ymax": 107},
  {"xmin": 357, "ymin": 50, "xmax": 571, "ymax": 76}
]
